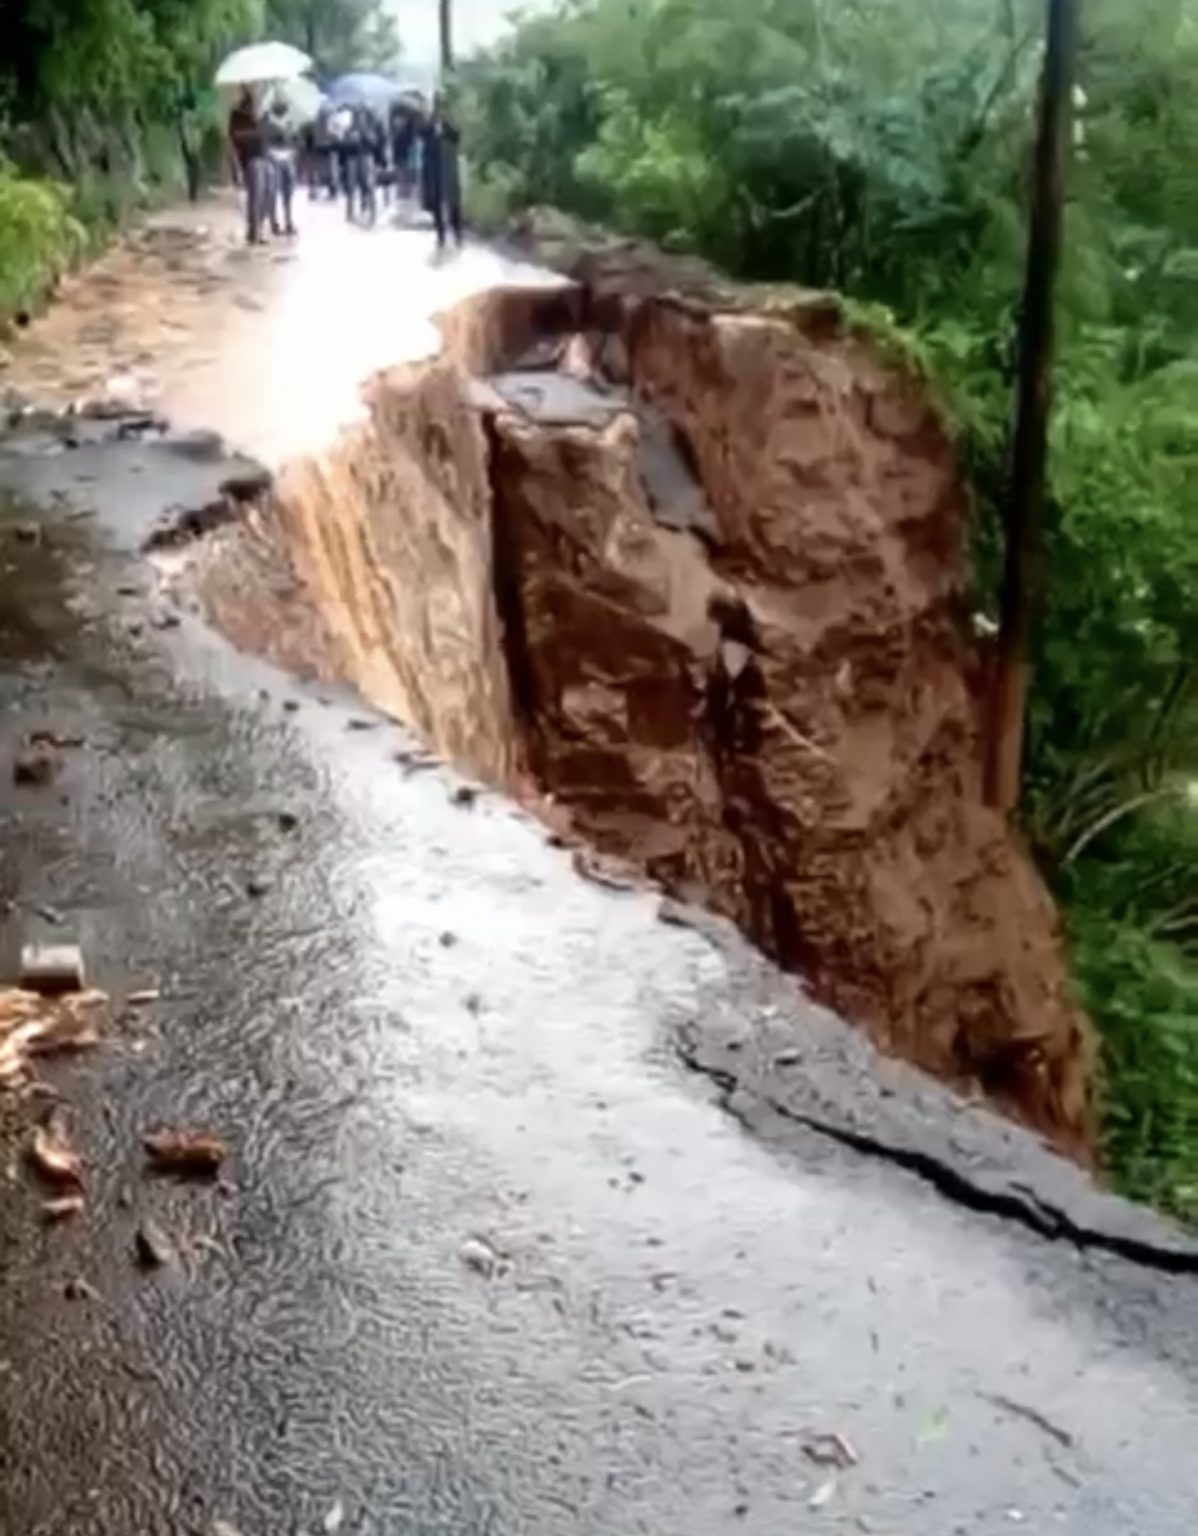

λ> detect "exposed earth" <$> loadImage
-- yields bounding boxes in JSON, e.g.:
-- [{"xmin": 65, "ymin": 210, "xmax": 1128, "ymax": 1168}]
[{"xmin": 0, "ymin": 198, "xmax": 1195, "ymax": 1535}]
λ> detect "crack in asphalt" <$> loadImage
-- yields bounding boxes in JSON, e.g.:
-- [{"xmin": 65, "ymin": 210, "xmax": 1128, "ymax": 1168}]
[{"xmin": 678, "ymin": 1040, "xmax": 1198, "ymax": 1278}]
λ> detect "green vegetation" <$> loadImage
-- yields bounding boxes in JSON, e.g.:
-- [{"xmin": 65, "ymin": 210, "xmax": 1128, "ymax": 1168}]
[
  {"xmin": 0, "ymin": 0, "xmax": 398, "ymax": 322},
  {"xmin": 460, "ymin": 0, "xmax": 1198, "ymax": 1218}
]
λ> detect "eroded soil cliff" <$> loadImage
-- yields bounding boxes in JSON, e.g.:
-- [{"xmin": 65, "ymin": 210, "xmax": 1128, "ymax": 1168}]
[{"xmin": 173, "ymin": 241, "xmax": 1095, "ymax": 1155}]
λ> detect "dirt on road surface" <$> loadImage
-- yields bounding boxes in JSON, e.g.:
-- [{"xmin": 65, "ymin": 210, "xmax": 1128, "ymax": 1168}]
[{"xmin": 0, "ymin": 201, "xmax": 1195, "ymax": 1536}]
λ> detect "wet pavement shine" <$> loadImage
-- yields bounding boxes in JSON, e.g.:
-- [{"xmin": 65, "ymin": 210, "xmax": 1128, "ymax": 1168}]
[{"xmin": 0, "ymin": 205, "xmax": 1196, "ymax": 1536}]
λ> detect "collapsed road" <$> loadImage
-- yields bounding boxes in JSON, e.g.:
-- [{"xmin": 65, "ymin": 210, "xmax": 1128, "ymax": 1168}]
[{"xmin": 0, "ymin": 200, "xmax": 1196, "ymax": 1535}]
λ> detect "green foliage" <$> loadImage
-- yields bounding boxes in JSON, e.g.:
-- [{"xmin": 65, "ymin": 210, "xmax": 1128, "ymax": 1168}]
[
  {"xmin": 0, "ymin": 0, "xmax": 390, "ymax": 316},
  {"xmin": 265, "ymin": 0, "xmax": 400, "ymax": 74},
  {"xmin": 1071, "ymin": 908, "xmax": 1198, "ymax": 1225},
  {"xmin": 463, "ymin": 0, "xmax": 1198, "ymax": 1218},
  {"xmin": 0, "ymin": 162, "xmax": 84, "ymax": 316}
]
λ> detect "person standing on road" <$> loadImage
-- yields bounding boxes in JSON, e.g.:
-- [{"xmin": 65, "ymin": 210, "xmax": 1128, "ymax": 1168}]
[
  {"xmin": 389, "ymin": 99, "xmax": 419, "ymax": 202},
  {"xmin": 264, "ymin": 97, "xmax": 298, "ymax": 237},
  {"xmin": 228, "ymin": 86, "xmax": 272, "ymax": 244},
  {"xmin": 421, "ymin": 95, "xmax": 463, "ymax": 250}
]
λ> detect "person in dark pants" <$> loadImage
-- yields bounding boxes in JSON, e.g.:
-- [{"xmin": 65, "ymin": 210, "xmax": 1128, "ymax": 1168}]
[
  {"xmin": 389, "ymin": 100, "xmax": 419, "ymax": 201},
  {"xmin": 420, "ymin": 96, "xmax": 463, "ymax": 250},
  {"xmin": 228, "ymin": 86, "xmax": 272, "ymax": 244}
]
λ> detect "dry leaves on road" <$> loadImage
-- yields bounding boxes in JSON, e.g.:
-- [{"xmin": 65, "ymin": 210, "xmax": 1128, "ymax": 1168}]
[
  {"xmin": 29, "ymin": 1117, "xmax": 85, "ymax": 1187},
  {"xmin": 42, "ymin": 1194, "xmax": 86, "ymax": 1223},
  {"xmin": 143, "ymin": 1128, "xmax": 227, "ymax": 1176},
  {"xmin": 0, "ymin": 987, "xmax": 107, "ymax": 1084}
]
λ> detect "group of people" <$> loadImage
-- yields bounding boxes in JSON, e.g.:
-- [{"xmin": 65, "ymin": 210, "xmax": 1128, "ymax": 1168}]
[{"xmin": 227, "ymin": 86, "xmax": 463, "ymax": 249}]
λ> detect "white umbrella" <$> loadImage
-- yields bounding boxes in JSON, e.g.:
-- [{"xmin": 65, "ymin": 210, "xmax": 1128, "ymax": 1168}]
[
  {"xmin": 215, "ymin": 41, "xmax": 312, "ymax": 88},
  {"xmin": 264, "ymin": 76, "xmax": 325, "ymax": 130}
]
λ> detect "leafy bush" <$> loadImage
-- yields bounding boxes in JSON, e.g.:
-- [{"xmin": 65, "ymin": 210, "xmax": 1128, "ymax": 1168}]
[{"xmin": 0, "ymin": 163, "xmax": 84, "ymax": 320}]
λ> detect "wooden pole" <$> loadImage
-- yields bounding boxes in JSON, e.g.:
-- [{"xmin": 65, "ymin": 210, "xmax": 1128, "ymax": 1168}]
[
  {"xmin": 984, "ymin": 0, "xmax": 1080, "ymax": 812},
  {"xmin": 439, "ymin": 0, "xmax": 454, "ymax": 73}
]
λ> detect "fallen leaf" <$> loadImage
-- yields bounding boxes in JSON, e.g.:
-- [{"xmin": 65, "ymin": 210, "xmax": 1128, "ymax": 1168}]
[
  {"xmin": 42, "ymin": 1194, "xmax": 85, "ymax": 1222},
  {"xmin": 144, "ymin": 1128, "xmax": 227, "ymax": 1176},
  {"xmin": 135, "ymin": 1217, "xmax": 175, "ymax": 1269},
  {"xmin": 30, "ymin": 1121, "xmax": 84, "ymax": 1187}
]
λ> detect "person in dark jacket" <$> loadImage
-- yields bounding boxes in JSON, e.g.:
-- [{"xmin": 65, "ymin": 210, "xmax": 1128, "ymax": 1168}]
[
  {"xmin": 420, "ymin": 95, "xmax": 462, "ymax": 249},
  {"xmin": 228, "ymin": 86, "xmax": 272, "ymax": 243}
]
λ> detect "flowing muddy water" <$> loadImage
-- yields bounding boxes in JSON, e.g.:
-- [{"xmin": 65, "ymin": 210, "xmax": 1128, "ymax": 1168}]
[{"xmin": 4, "ymin": 193, "xmax": 554, "ymax": 466}]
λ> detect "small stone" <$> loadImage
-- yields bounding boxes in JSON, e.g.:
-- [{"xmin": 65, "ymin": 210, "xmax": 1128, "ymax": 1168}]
[
  {"xmin": 151, "ymin": 611, "xmax": 181, "ymax": 630},
  {"xmin": 246, "ymin": 877, "xmax": 272, "ymax": 899},
  {"xmin": 439, "ymin": 931, "xmax": 458, "ymax": 948},
  {"xmin": 64, "ymin": 1277, "xmax": 100, "ymax": 1303},
  {"xmin": 452, "ymin": 785, "xmax": 479, "ymax": 807},
  {"xmin": 282, "ymin": 699, "xmax": 300, "ymax": 714},
  {"xmin": 459, "ymin": 1236, "xmax": 501, "ymax": 1278},
  {"xmin": 12, "ymin": 744, "xmax": 59, "ymax": 787},
  {"xmin": 276, "ymin": 810, "xmax": 299, "ymax": 833}
]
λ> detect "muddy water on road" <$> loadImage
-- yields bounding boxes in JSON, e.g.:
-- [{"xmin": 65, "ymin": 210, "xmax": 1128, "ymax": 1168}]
[{"xmin": 5, "ymin": 195, "xmax": 554, "ymax": 465}]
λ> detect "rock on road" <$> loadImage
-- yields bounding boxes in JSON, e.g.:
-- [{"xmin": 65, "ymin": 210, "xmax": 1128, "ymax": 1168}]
[{"xmin": 0, "ymin": 200, "xmax": 1195, "ymax": 1535}]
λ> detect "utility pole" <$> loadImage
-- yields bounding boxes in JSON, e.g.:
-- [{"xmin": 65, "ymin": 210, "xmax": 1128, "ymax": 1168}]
[
  {"xmin": 984, "ymin": 0, "xmax": 1080, "ymax": 812},
  {"xmin": 439, "ymin": 0, "xmax": 454, "ymax": 73}
]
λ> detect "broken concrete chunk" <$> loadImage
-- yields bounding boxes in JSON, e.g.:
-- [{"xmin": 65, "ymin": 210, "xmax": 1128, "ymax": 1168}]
[
  {"xmin": 143, "ymin": 1128, "xmax": 227, "ymax": 1177},
  {"xmin": 20, "ymin": 943, "xmax": 86, "ymax": 995}
]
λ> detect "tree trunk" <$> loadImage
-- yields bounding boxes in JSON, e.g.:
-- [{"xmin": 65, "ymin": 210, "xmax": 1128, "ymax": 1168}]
[{"xmin": 984, "ymin": 0, "xmax": 1080, "ymax": 812}]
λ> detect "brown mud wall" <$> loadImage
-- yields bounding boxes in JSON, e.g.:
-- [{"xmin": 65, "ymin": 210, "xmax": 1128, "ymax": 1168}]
[{"xmin": 179, "ymin": 244, "xmax": 1095, "ymax": 1157}]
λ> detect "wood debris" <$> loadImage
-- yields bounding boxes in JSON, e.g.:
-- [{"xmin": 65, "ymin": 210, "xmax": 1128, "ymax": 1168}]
[{"xmin": 143, "ymin": 1128, "xmax": 227, "ymax": 1176}]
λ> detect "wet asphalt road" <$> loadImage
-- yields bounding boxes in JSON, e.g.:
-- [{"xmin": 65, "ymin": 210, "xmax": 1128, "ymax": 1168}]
[{"xmin": 0, "ymin": 379, "xmax": 1196, "ymax": 1534}]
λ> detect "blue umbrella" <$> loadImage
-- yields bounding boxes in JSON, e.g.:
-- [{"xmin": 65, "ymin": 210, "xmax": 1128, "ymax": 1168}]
[{"xmin": 327, "ymin": 72, "xmax": 406, "ymax": 111}]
